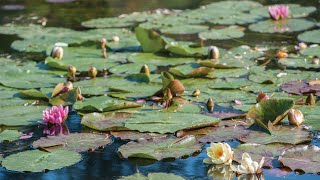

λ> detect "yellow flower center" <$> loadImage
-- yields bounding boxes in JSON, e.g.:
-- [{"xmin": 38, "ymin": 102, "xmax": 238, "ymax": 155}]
[{"xmin": 213, "ymin": 146, "xmax": 223, "ymax": 158}]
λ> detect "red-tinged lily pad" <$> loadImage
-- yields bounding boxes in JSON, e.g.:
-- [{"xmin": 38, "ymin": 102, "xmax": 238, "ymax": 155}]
[
  {"xmin": 118, "ymin": 135, "xmax": 201, "ymax": 160},
  {"xmin": 32, "ymin": 133, "xmax": 112, "ymax": 152},
  {"xmin": 239, "ymin": 125, "xmax": 312, "ymax": 145},
  {"xmin": 176, "ymin": 125, "xmax": 250, "ymax": 143},
  {"xmin": 246, "ymin": 99, "xmax": 294, "ymax": 134},
  {"xmin": 81, "ymin": 112, "xmax": 132, "ymax": 131},
  {"xmin": 234, "ymin": 143, "xmax": 293, "ymax": 168},
  {"xmin": 110, "ymin": 131, "xmax": 166, "ymax": 141},
  {"xmin": 280, "ymin": 81, "xmax": 320, "ymax": 95},
  {"xmin": 279, "ymin": 145, "xmax": 320, "ymax": 174}
]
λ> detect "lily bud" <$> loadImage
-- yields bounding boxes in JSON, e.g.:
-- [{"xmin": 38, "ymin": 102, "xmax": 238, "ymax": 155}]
[
  {"xmin": 206, "ymin": 98, "xmax": 214, "ymax": 113},
  {"xmin": 140, "ymin": 64, "xmax": 150, "ymax": 76},
  {"xmin": 88, "ymin": 66, "xmax": 98, "ymax": 78},
  {"xmin": 77, "ymin": 87, "xmax": 84, "ymax": 101},
  {"xmin": 208, "ymin": 46, "xmax": 220, "ymax": 60},
  {"xmin": 101, "ymin": 38, "xmax": 107, "ymax": 59},
  {"xmin": 163, "ymin": 88, "xmax": 173, "ymax": 101},
  {"xmin": 65, "ymin": 81, "xmax": 74, "ymax": 91},
  {"xmin": 288, "ymin": 109, "xmax": 304, "ymax": 126},
  {"xmin": 112, "ymin": 35, "xmax": 120, "ymax": 42},
  {"xmin": 312, "ymin": 56, "xmax": 320, "ymax": 65},
  {"xmin": 276, "ymin": 50, "xmax": 288, "ymax": 59},
  {"xmin": 305, "ymin": 93, "xmax": 316, "ymax": 105},
  {"xmin": 192, "ymin": 89, "xmax": 201, "ymax": 97},
  {"xmin": 68, "ymin": 65, "xmax": 77, "ymax": 78},
  {"xmin": 50, "ymin": 46, "xmax": 63, "ymax": 60},
  {"xmin": 166, "ymin": 80, "xmax": 185, "ymax": 95},
  {"xmin": 256, "ymin": 92, "xmax": 269, "ymax": 103}
]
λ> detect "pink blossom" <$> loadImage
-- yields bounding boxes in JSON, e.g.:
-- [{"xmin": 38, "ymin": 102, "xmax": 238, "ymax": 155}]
[
  {"xmin": 268, "ymin": 5, "xmax": 289, "ymax": 21},
  {"xmin": 42, "ymin": 105, "xmax": 69, "ymax": 125}
]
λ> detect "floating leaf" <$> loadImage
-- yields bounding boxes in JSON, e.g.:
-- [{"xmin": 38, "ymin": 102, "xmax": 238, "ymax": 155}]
[
  {"xmin": 118, "ymin": 173, "xmax": 185, "ymax": 180},
  {"xmin": 0, "ymin": 106, "xmax": 45, "ymax": 126},
  {"xmin": 2, "ymin": 150, "xmax": 81, "ymax": 172},
  {"xmin": 118, "ymin": 135, "xmax": 201, "ymax": 160},
  {"xmin": 32, "ymin": 133, "xmax": 112, "ymax": 152},
  {"xmin": 111, "ymin": 131, "xmax": 166, "ymax": 141},
  {"xmin": 74, "ymin": 96, "xmax": 142, "ymax": 112},
  {"xmin": 135, "ymin": 27, "xmax": 167, "ymax": 53},
  {"xmin": 161, "ymin": 24, "xmax": 208, "ymax": 35},
  {"xmin": 234, "ymin": 143, "xmax": 293, "ymax": 168},
  {"xmin": 0, "ymin": 130, "xmax": 23, "ymax": 142},
  {"xmin": 124, "ymin": 112, "xmax": 219, "ymax": 134},
  {"xmin": 169, "ymin": 63, "xmax": 214, "ymax": 78},
  {"xmin": 249, "ymin": 19, "xmax": 314, "ymax": 33},
  {"xmin": 297, "ymin": 106, "xmax": 320, "ymax": 131},
  {"xmin": 199, "ymin": 26, "xmax": 244, "ymax": 40},
  {"xmin": 279, "ymin": 145, "xmax": 320, "ymax": 174},
  {"xmin": 49, "ymin": 87, "xmax": 79, "ymax": 106},
  {"xmin": 278, "ymin": 55, "xmax": 320, "ymax": 70},
  {"xmin": 239, "ymin": 125, "xmax": 311, "ymax": 145},
  {"xmin": 246, "ymin": 99, "xmax": 294, "ymax": 133},
  {"xmin": 298, "ymin": 30, "xmax": 320, "ymax": 44},
  {"xmin": 20, "ymin": 89, "xmax": 49, "ymax": 100},
  {"xmin": 300, "ymin": 46, "xmax": 320, "ymax": 57}
]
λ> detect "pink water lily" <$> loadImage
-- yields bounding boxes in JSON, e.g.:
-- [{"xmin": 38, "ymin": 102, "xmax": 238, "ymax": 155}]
[
  {"xmin": 42, "ymin": 105, "xmax": 69, "ymax": 125},
  {"xmin": 268, "ymin": 5, "xmax": 289, "ymax": 21}
]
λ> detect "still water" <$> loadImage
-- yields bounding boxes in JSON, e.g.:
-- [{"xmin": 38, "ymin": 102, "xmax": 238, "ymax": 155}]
[{"xmin": 0, "ymin": 0, "xmax": 320, "ymax": 179}]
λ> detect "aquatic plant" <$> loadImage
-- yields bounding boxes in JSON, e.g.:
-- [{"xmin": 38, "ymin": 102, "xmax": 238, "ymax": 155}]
[
  {"xmin": 231, "ymin": 153, "xmax": 264, "ymax": 174},
  {"xmin": 268, "ymin": 5, "xmax": 289, "ymax": 21},
  {"xmin": 41, "ymin": 105, "xmax": 69, "ymax": 125},
  {"xmin": 206, "ymin": 142, "xmax": 234, "ymax": 165}
]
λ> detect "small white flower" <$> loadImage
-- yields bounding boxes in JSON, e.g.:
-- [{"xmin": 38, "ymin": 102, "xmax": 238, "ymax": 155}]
[
  {"xmin": 204, "ymin": 142, "xmax": 234, "ymax": 165},
  {"xmin": 231, "ymin": 153, "xmax": 264, "ymax": 174}
]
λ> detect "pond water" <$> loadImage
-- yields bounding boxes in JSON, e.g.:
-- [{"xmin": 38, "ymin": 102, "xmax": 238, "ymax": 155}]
[{"xmin": 0, "ymin": 0, "xmax": 320, "ymax": 179}]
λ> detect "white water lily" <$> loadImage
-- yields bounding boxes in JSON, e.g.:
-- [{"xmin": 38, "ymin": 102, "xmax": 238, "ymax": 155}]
[
  {"xmin": 205, "ymin": 142, "xmax": 234, "ymax": 165},
  {"xmin": 231, "ymin": 153, "xmax": 264, "ymax": 174}
]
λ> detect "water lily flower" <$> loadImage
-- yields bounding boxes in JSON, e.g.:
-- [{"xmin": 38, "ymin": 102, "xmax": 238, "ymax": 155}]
[
  {"xmin": 205, "ymin": 142, "xmax": 234, "ymax": 165},
  {"xmin": 231, "ymin": 153, "xmax": 264, "ymax": 174},
  {"xmin": 42, "ymin": 105, "xmax": 69, "ymax": 125},
  {"xmin": 268, "ymin": 5, "xmax": 289, "ymax": 21},
  {"xmin": 112, "ymin": 35, "xmax": 120, "ymax": 42},
  {"xmin": 288, "ymin": 109, "xmax": 304, "ymax": 126}
]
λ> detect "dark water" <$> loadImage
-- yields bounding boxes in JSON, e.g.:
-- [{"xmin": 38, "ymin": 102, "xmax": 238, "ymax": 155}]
[{"xmin": 1, "ymin": 0, "xmax": 320, "ymax": 179}]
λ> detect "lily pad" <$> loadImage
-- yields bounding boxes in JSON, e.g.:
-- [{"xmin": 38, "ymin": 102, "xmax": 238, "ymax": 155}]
[
  {"xmin": 199, "ymin": 26, "xmax": 245, "ymax": 40},
  {"xmin": 2, "ymin": 149, "xmax": 81, "ymax": 172},
  {"xmin": 279, "ymin": 145, "xmax": 320, "ymax": 174},
  {"xmin": 297, "ymin": 106, "xmax": 320, "ymax": 131},
  {"xmin": 169, "ymin": 63, "xmax": 214, "ymax": 78},
  {"xmin": 135, "ymin": 27, "xmax": 167, "ymax": 53},
  {"xmin": 300, "ymin": 46, "xmax": 320, "ymax": 57},
  {"xmin": 234, "ymin": 143, "xmax": 293, "ymax": 168},
  {"xmin": 239, "ymin": 125, "xmax": 311, "ymax": 145},
  {"xmin": 165, "ymin": 42, "xmax": 208, "ymax": 58},
  {"xmin": 249, "ymin": 19, "xmax": 315, "ymax": 33},
  {"xmin": 118, "ymin": 135, "xmax": 201, "ymax": 160},
  {"xmin": 74, "ymin": 96, "xmax": 142, "ymax": 112},
  {"xmin": 118, "ymin": 173, "xmax": 185, "ymax": 180},
  {"xmin": 0, "ymin": 130, "xmax": 23, "ymax": 142},
  {"xmin": 298, "ymin": 30, "xmax": 320, "ymax": 44},
  {"xmin": 278, "ymin": 55, "xmax": 320, "ymax": 70},
  {"xmin": 111, "ymin": 131, "xmax": 166, "ymax": 141},
  {"xmin": 108, "ymin": 63, "xmax": 157, "ymax": 75},
  {"xmin": 124, "ymin": 112, "xmax": 220, "ymax": 134},
  {"xmin": 246, "ymin": 99, "xmax": 294, "ymax": 133},
  {"xmin": 161, "ymin": 24, "xmax": 208, "ymax": 35},
  {"xmin": 32, "ymin": 133, "xmax": 112, "ymax": 152}
]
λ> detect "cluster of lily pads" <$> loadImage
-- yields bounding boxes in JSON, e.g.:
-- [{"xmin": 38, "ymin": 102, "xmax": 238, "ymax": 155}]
[{"xmin": 0, "ymin": 0, "xmax": 320, "ymax": 178}]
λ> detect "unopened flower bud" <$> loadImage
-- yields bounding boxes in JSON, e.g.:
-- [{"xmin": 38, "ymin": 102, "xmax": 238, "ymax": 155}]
[
  {"xmin": 295, "ymin": 42, "xmax": 307, "ymax": 51},
  {"xmin": 208, "ymin": 46, "xmax": 219, "ymax": 60},
  {"xmin": 101, "ymin": 38, "xmax": 107, "ymax": 59},
  {"xmin": 206, "ymin": 98, "xmax": 214, "ymax": 113},
  {"xmin": 192, "ymin": 89, "xmax": 200, "ymax": 97},
  {"xmin": 288, "ymin": 109, "xmax": 304, "ymax": 126},
  {"xmin": 65, "ymin": 81, "xmax": 73, "ymax": 91},
  {"xmin": 276, "ymin": 50, "xmax": 288, "ymax": 59},
  {"xmin": 88, "ymin": 66, "xmax": 98, "ymax": 78},
  {"xmin": 256, "ymin": 92, "xmax": 269, "ymax": 103},
  {"xmin": 68, "ymin": 65, "xmax": 77, "ymax": 78},
  {"xmin": 312, "ymin": 56, "xmax": 320, "ymax": 65},
  {"xmin": 112, "ymin": 35, "xmax": 120, "ymax": 42},
  {"xmin": 50, "ymin": 46, "xmax": 63, "ymax": 60},
  {"xmin": 164, "ymin": 88, "xmax": 173, "ymax": 101},
  {"xmin": 305, "ymin": 93, "xmax": 316, "ymax": 105},
  {"xmin": 140, "ymin": 64, "xmax": 150, "ymax": 76}
]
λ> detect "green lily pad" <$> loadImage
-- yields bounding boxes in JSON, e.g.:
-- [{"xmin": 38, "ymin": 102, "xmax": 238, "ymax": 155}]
[
  {"xmin": 49, "ymin": 87, "xmax": 80, "ymax": 106},
  {"xmin": 2, "ymin": 149, "xmax": 81, "ymax": 172},
  {"xmin": 32, "ymin": 133, "xmax": 112, "ymax": 152},
  {"xmin": 279, "ymin": 145, "xmax": 320, "ymax": 174},
  {"xmin": 135, "ymin": 27, "xmax": 167, "ymax": 53},
  {"xmin": 206, "ymin": 68, "xmax": 249, "ymax": 79},
  {"xmin": 298, "ymin": 30, "xmax": 320, "ymax": 44},
  {"xmin": 242, "ymin": 83, "xmax": 280, "ymax": 93},
  {"xmin": 234, "ymin": 143, "xmax": 293, "ymax": 168},
  {"xmin": 111, "ymin": 131, "xmax": 166, "ymax": 141},
  {"xmin": 118, "ymin": 135, "xmax": 201, "ymax": 160},
  {"xmin": 124, "ymin": 112, "xmax": 219, "ymax": 134},
  {"xmin": 169, "ymin": 63, "xmax": 214, "ymax": 78},
  {"xmin": 118, "ymin": 173, "xmax": 185, "ymax": 180},
  {"xmin": 165, "ymin": 42, "xmax": 208, "ymax": 58},
  {"xmin": 300, "ymin": 46, "xmax": 320, "ymax": 57},
  {"xmin": 108, "ymin": 63, "xmax": 157, "ymax": 75},
  {"xmin": 249, "ymin": 19, "xmax": 315, "ymax": 33},
  {"xmin": 297, "ymin": 106, "xmax": 320, "ymax": 131},
  {"xmin": 161, "ymin": 24, "xmax": 208, "ymax": 35},
  {"xmin": 20, "ymin": 89, "xmax": 49, "ymax": 100},
  {"xmin": 0, "ymin": 105, "xmax": 46, "ymax": 126},
  {"xmin": 208, "ymin": 78, "xmax": 252, "ymax": 90},
  {"xmin": 74, "ymin": 96, "xmax": 142, "ymax": 112},
  {"xmin": 199, "ymin": 26, "xmax": 245, "ymax": 40},
  {"xmin": 0, "ymin": 130, "xmax": 23, "ymax": 142},
  {"xmin": 81, "ymin": 112, "xmax": 132, "ymax": 131},
  {"xmin": 239, "ymin": 125, "xmax": 311, "ymax": 145},
  {"xmin": 278, "ymin": 55, "xmax": 320, "ymax": 70},
  {"xmin": 246, "ymin": 99, "xmax": 294, "ymax": 134}
]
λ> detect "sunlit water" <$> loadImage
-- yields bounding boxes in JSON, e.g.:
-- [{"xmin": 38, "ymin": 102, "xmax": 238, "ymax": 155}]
[{"xmin": 0, "ymin": 0, "xmax": 320, "ymax": 179}]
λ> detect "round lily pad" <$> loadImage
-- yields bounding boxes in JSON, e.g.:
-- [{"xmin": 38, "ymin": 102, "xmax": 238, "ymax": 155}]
[
  {"xmin": 111, "ymin": 131, "xmax": 166, "ymax": 141},
  {"xmin": 2, "ymin": 149, "xmax": 81, "ymax": 172},
  {"xmin": 118, "ymin": 173, "xmax": 185, "ymax": 180},
  {"xmin": 297, "ymin": 106, "xmax": 320, "ymax": 131},
  {"xmin": 300, "ymin": 46, "xmax": 320, "ymax": 57},
  {"xmin": 298, "ymin": 30, "xmax": 320, "ymax": 43},
  {"xmin": 249, "ymin": 19, "xmax": 315, "ymax": 33},
  {"xmin": 199, "ymin": 26, "xmax": 245, "ymax": 40},
  {"xmin": 160, "ymin": 24, "xmax": 208, "ymax": 35},
  {"xmin": 32, "ymin": 133, "xmax": 112, "ymax": 152},
  {"xmin": 118, "ymin": 135, "xmax": 201, "ymax": 160},
  {"xmin": 0, "ymin": 130, "xmax": 23, "ymax": 142},
  {"xmin": 278, "ymin": 55, "xmax": 320, "ymax": 70}
]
